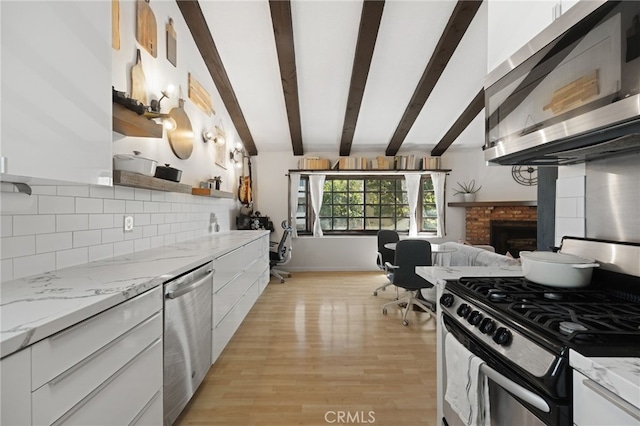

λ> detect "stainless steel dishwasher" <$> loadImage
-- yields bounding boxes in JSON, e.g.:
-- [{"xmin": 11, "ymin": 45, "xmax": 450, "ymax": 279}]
[{"xmin": 163, "ymin": 261, "xmax": 214, "ymax": 425}]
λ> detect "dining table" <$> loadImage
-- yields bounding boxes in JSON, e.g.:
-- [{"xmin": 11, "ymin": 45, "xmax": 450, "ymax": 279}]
[{"xmin": 384, "ymin": 241, "xmax": 456, "ymax": 266}]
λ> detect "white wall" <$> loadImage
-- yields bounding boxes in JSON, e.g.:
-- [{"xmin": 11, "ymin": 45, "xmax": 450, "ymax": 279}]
[
  {"xmin": 253, "ymin": 149, "xmax": 536, "ymax": 271},
  {"xmin": 112, "ymin": 0, "xmax": 241, "ymax": 191}
]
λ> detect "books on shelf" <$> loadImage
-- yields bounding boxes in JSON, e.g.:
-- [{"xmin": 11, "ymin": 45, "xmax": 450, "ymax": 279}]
[
  {"xmin": 420, "ymin": 156, "xmax": 441, "ymax": 169},
  {"xmin": 298, "ymin": 157, "xmax": 331, "ymax": 170},
  {"xmin": 338, "ymin": 156, "xmax": 369, "ymax": 170},
  {"xmin": 297, "ymin": 155, "xmax": 443, "ymax": 171}
]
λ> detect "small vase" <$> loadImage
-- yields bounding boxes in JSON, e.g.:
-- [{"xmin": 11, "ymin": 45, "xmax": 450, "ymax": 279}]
[{"xmin": 463, "ymin": 193, "xmax": 476, "ymax": 202}]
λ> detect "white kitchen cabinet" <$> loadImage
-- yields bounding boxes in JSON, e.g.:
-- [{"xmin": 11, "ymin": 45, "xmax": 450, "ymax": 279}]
[
  {"xmin": 0, "ymin": 347, "xmax": 32, "ymax": 425},
  {"xmin": 212, "ymin": 235, "xmax": 269, "ymax": 364},
  {"xmin": 31, "ymin": 287, "xmax": 163, "ymax": 425},
  {"xmin": 0, "ymin": 1, "xmax": 112, "ymax": 186},
  {"xmin": 573, "ymin": 370, "xmax": 640, "ymax": 426}
]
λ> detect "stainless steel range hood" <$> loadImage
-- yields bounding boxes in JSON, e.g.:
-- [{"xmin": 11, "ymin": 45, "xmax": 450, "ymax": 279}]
[{"xmin": 484, "ymin": 0, "xmax": 640, "ymax": 166}]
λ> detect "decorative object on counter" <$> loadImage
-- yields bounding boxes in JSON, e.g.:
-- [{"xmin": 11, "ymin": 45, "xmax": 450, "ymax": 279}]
[
  {"xmin": 149, "ymin": 84, "xmax": 175, "ymax": 113},
  {"xmin": 511, "ymin": 165, "xmax": 538, "ymax": 186},
  {"xmin": 113, "ymin": 151, "xmax": 158, "ymax": 176},
  {"xmin": 130, "ymin": 49, "xmax": 148, "ymax": 105},
  {"xmin": 519, "ymin": 251, "xmax": 600, "ymax": 288},
  {"xmin": 212, "ymin": 176, "xmax": 221, "ymax": 190},
  {"xmin": 188, "ymin": 73, "xmax": 214, "ymax": 116},
  {"xmin": 453, "ymin": 179, "xmax": 481, "ymax": 202},
  {"xmin": 112, "ymin": 0, "xmax": 120, "ymax": 50},
  {"xmin": 136, "ymin": 0, "xmax": 157, "ymax": 57},
  {"xmin": 167, "ymin": 96, "xmax": 194, "ymax": 159},
  {"xmin": 154, "ymin": 164, "xmax": 182, "ymax": 182},
  {"xmin": 166, "ymin": 17, "xmax": 177, "ymax": 66}
]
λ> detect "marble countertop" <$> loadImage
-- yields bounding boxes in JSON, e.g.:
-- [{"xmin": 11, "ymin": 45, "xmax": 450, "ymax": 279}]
[
  {"xmin": 416, "ymin": 265, "xmax": 524, "ymax": 288},
  {"xmin": 0, "ymin": 230, "xmax": 269, "ymax": 359},
  {"xmin": 570, "ymin": 350, "xmax": 640, "ymax": 410}
]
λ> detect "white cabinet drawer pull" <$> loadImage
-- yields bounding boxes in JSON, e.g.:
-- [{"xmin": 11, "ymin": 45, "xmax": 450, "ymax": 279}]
[
  {"xmin": 583, "ymin": 379, "xmax": 640, "ymax": 421},
  {"xmin": 128, "ymin": 390, "xmax": 161, "ymax": 426}
]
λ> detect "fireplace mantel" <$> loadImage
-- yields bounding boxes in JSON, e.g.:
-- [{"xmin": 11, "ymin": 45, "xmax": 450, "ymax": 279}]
[{"xmin": 448, "ymin": 201, "xmax": 537, "ymax": 207}]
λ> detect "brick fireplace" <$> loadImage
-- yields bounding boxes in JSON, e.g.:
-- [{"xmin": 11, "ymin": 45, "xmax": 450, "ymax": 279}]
[{"xmin": 463, "ymin": 205, "xmax": 537, "ymax": 257}]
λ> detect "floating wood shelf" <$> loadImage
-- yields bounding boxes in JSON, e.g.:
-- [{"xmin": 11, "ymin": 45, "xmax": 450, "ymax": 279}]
[
  {"xmin": 112, "ymin": 103, "xmax": 163, "ymax": 138},
  {"xmin": 291, "ymin": 169, "xmax": 451, "ymax": 174},
  {"xmin": 113, "ymin": 170, "xmax": 191, "ymax": 193},
  {"xmin": 191, "ymin": 188, "xmax": 235, "ymax": 199},
  {"xmin": 448, "ymin": 201, "xmax": 537, "ymax": 207}
]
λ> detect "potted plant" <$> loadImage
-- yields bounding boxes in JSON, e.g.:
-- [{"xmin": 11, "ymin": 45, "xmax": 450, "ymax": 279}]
[{"xmin": 454, "ymin": 179, "xmax": 482, "ymax": 202}]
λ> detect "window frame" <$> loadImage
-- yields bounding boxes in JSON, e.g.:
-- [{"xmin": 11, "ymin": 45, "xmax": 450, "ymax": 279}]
[{"xmin": 294, "ymin": 174, "xmax": 440, "ymax": 236}]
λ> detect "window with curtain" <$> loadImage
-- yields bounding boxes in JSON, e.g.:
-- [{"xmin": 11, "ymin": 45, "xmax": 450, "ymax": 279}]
[{"xmin": 293, "ymin": 175, "xmax": 440, "ymax": 235}]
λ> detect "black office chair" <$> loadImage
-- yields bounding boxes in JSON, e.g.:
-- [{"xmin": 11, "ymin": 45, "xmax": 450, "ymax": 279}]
[
  {"xmin": 382, "ymin": 239, "xmax": 435, "ymax": 326},
  {"xmin": 270, "ymin": 220, "xmax": 293, "ymax": 283},
  {"xmin": 373, "ymin": 230, "xmax": 400, "ymax": 296}
]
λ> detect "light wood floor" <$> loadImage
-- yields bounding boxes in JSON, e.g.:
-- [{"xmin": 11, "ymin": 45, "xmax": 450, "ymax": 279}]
[{"xmin": 176, "ymin": 271, "xmax": 438, "ymax": 426}]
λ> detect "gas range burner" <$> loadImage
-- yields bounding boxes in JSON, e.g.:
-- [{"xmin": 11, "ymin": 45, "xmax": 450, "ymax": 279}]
[
  {"xmin": 559, "ymin": 321, "xmax": 588, "ymax": 335},
  {"xmin": 488, "ymin": 290, "xmax": 508, "ymax": 302},
  {"xmin": 543, "ymin": 292, "xmax": 566, "ymax": 301}
]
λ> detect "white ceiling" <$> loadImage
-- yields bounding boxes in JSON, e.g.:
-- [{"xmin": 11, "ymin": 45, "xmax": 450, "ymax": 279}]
[{"xmin": 198, "ymin": 0, "xmax": 488, "ymax": 156}]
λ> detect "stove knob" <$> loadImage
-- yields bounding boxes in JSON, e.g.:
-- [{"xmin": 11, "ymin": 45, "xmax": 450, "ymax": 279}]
[
  {"xmin": 479, "ymin": 318, "xmax": 496, "ymax": 334},
  {"xmin": 456, "ymin": 303, "xmax": 472, "ymax": 318},
  {"xmin": 467, "ymin": 311, "xmax": 483, "ymax": 326},
  {"xmin": 492, "ymin": 327, "xmax": 512, "ymax": 346},
  {"xmin": 440, "ymin": 293, "xmax": 455, "ymax": 308}
]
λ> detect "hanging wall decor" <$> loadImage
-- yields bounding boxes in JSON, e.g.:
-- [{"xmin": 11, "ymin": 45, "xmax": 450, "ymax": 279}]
[
  {"xmin": 166, "ymin": 18, "xmax": 177, "ymax": 66},
  {"xmin": 188, "ymin": 73, "xmax": 215, "ymax": 116},
  {"xmin": 136, "ymin": 0, "xmax": 157, "ymax": 58},
  {"xmin": 214, "ymin": 125, "xmax": 228, "ymax": 169}
]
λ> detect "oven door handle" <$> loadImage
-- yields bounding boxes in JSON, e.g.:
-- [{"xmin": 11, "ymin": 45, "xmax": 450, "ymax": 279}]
[{"xmin": 479, "ymin": 364, "xmax": 550, "ymax": 413}]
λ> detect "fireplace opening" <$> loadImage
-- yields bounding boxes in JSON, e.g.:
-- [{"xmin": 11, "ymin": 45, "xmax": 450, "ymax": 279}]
[{"xmin": 490, "ymin": 220, "xmax": 537, "ymax": 258}]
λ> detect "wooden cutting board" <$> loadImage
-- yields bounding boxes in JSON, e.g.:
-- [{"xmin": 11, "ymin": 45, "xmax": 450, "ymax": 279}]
[
  {"xmin": 188, "ymin": 73, "xmax": 214, "ymax": 115},
  {"xmin": 130, "ymin": 49, "xmax": 147, "ymax": 105},
  {"xmin": 167, "ymin": 99, "xmax": 194, "ymax": 159},
  {"xmin": 136, "ymin": 0, "xmax": 157, "ymax": 58},
  {"xmin": 543, "ymin": 70, "xmax": 599, "ymax": 115},
  {"xmin": 112, "ymin": 0, "xmax": 120, "ymax": 50},
  {"xmin": 166, "ymin": 18, "xmax": 177, "ymax": 67}
]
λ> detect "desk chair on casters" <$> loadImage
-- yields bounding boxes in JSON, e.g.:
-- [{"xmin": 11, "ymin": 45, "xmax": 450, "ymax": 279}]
[
  {"xmin": 270, "ymin": 221, "xmax": 293, "ymax": 283},
  {"xmin": 382, "ymin": 239, "xmax": 436, "ymax": 326},
  {"xmin": 373, "ymin": 230, "xmax": 400, "ymax": 296}
]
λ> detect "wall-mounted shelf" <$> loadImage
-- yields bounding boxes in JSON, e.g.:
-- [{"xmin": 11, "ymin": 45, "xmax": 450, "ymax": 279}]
[
  {"xmin": 448, "ymin": 201, "xmax": 537, "ymax": 207},
  {"xmin": 112, "ymin": 103, "xmax": 163, "ymax": 138},
  {"xmin": 113, "ymin": 170, "xmax": 191, "ymax": 193},
  {"xmin": 291, "ymin": 169, "xmax": 451, "ymax": 175},
  {"xmin": 191, "ymin": 188, "xmax": 235, "ymax": 199}
]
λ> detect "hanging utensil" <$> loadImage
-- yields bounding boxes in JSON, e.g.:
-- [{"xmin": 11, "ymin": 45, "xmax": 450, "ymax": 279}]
[
  {"xmin": 130, "ymin": 49, "xmax": 147, "ymax": 105},
  {"xmin": 166, "ymin": 17, "xmax": 177, "ymax": 66}
]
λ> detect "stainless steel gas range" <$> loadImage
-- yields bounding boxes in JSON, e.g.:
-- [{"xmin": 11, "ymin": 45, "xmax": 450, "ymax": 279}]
[{"xmin": 440, "ymin": 237, "xmax": 640, "ymax": 426}]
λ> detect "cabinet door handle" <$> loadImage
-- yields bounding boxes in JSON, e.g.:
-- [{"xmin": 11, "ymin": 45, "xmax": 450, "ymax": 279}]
[
  {"xmin": 583, "ymin": 379, "xmax": 640, "ymax": 421},
  {"xmin": 165, "ymin": 269, "xmax": 213, "ymax": 299}
]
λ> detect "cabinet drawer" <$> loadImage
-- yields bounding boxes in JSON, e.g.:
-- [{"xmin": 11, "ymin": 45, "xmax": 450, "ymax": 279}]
[
  {"xmin": 130, "ymin": 390, "xmax": 162, "ymax": 426},
  {"xmin": 244, "ymin": 258, "xmax": 268, "ymax": 288},
  {"xmin": 52, "ymin": 338, "xmax": 162, "ymax": 426},
  {"xmin": 213, "ymin": 272, "xmax": 253, "ymax": 327},
  {"xmin": 573, "ymin": 371, "xmax": 640, "ymax": 426},
  {"xmin": 213, "ymin": 246, "xmax": 244, "ymax": 291},
  {"xmin": 33, "ymin": 312, "xmax": 162, "ymax": 426},
  {"xmin": 32, "ymin": 286, "xmax": 162, "ymax": 390},
  {"xmin": 0, "ymin": 348, "xmax": 31, "ymax": 426},
  {"xmin": 258, "ymin": 267, "xmax": 270, "ymax": 294},
  {"xmin": 243, "ymin": 238, "xmax": 262, "ymax": 262}
]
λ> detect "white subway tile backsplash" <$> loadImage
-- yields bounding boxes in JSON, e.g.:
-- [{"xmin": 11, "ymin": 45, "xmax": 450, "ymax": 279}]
[
  {"xmin": 556, "ymin": 176, "xmax": 585, "ymax": 198},
  {"xmin": 134, "ymin": 213, "xmax": 151, "ymax": 226},
  {"xmin": 144, "ymin": 202, "xmax": 159, "ymax": 213},
  {"xmin": 113, "ymin": 240, "xmax": 134, "ymax": 256},
  {"xmin": 125, "ymin": 200, "xmax": 144, "ymax": 213},
  {"xmin": 1, "ymin": 216, "xmax": 12, "ymax": 237},
  {"xmin": 56, "ymin": 248, "xmax": 88, "ymax": 270},
  {"xmin": 165, "ymin": 213, "xmax": 177, "ymax": 223},
  {"xmin": 39, "ymin": 195, "xmax": 75, "ymax": 214},
  {"xmin": 1, "ymin": 259, "xmax": 13, "ymax": 282},
  {"xmin": 102, "ymin": 227, "xmax": 124, "ymax": 244},
  {"xmin": 134, "ymin": 188, "xmax": 151, "ymax": 201},
  {"xmin": 10, "ymin": 194, "xmax": 39, "ymax": 215},
  {"xmin": 158, "ymin": 224, "xmax": 171, "ymax": 235},
  {"xmin": 164, "ymin": 234, "xmax": 176, "ymax": 245},
  {"xmin": 143, "ymin": 225, "xmax": 158, "ymax": 238},
  {"xmin": 114, "ymin": 186, "xmax": 135, "ymax": 200},
  {"xmin": 57, "ymin": 186, "xmax": 89, "ymax": 197},
  {"xmin": 56, "ymin": 214, "xmax": 89, "ymax": 232},
  {"xmin": 134, "ymin": 238, "xmax": 150, "ymax": 252},
  {"xmin": 36, "ymin": 232, "xmax": 72, "ymax": 254},
  {"xmin": 89, "ymin": 243, "xmax": 114, "ymax": 262},
  {"xmin": 159, "ymin": 203, "xmax": 172, "ymax": 213},
  {"xmin": 14, "ymin": 253, "xmax": 56, "ymax": 279},
  {"xmin": 124, "ymin": 226, "xmax": 143, "ymax": 240},
  {"xmin": 151, "ymin": 214, "xmax": 164, "ymax": 225},
  {"xmin": 150, "ymin": 235, "xmax": 165, "ymax": 249},
  {"xmin": 151, "ymin": 191, "xmax": 165, "ymax": 202},
  {"xmin": 104, "ymin": 199, "xmax": 126, "ymax": 214},
  {"xmin": 89, "ymin": 185, "xmax": 114, "ymax": 199},
  {"xmin": 557, "ymin": 163, "xmax": 586, "ymax": 179},
  {"xmin": 1, "ymin": 235, "xmax": 35, "ymax": 259},
  {"xmin": 13, "ymin": 215, "xmax": 56, "ymax": 236},
  {"xmin": 555, "ymin": 217, "xmax": 585, "ymax": 243},
  {"xmin": 556, "ymin": 198, "xmax": 578, "ymax": 218},
  {"xmin": 76, "ymin": 197, "xmax": 103, "ymax": 214},
  {"xmin": 30, "ymin": 186, "xmax": 57, "ymax": 196},
  {"xmin": 73, "ymin": 230, "xmax": 102, "ymax": 248},
  {"xmin": 89, "ymin": 214, "xmax": 114, "ymax": 229}
]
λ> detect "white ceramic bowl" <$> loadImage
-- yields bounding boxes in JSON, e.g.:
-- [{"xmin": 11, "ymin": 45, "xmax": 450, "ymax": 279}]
[
  {"xmin": 519, "ymin": 251, "xmax": 600, "ymax": 288},
  {"xmin": 113, "ymin": 152, "xmax": 157, "ymax": 176}
]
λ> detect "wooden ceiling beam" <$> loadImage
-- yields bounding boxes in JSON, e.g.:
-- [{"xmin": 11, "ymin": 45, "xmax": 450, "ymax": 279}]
[
  {"xmin": 176, "ymin": 0, "xmax": 258, "ymax": 156},
  {"xmin": 270, "ymin": 0, "xmax": 304, "ymax": 156},
  {"xmin": 339, "ymin": 0, "xmax": 385, "ymax": 157},
  {"xmin": 431, "ymin": 89, "xmax": 484, "ymax": 156},
  {"xmin": 385, "ymin": 0, "xmax": 483, "ymax": 156}
]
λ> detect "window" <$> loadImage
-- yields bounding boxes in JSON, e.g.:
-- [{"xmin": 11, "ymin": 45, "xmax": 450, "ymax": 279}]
[{"xmin": 294, "ymin": 175, "xmax": 439, "ymax": 235}]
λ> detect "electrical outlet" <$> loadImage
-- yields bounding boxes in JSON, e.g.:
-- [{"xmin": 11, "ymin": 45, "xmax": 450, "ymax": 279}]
[{"xmin": 123, "ymin": 215, "xmax": 134, "ymax": 232}]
